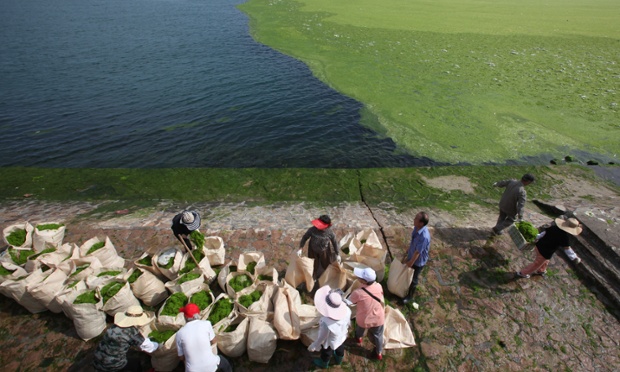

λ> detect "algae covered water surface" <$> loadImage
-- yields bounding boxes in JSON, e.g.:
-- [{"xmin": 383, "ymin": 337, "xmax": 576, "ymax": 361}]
[{"xmin": 239, "ymin": 0, "xmax": 620, "ymax": 164}]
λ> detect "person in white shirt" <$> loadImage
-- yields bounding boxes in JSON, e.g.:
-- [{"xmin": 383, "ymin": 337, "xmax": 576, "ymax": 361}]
[
  {"xmin": 308, "ymin": 285, "xmax": 351, "ymax": 368},
  {"xmin": 176, "ymin": 303, "xmax": 232, "ymax": 372}
]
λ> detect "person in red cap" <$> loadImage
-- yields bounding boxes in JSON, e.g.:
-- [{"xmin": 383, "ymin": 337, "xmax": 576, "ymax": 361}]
[
  {"xmin": 297, "ymin": 214, "xmax": 341, "ymax": 283},
  {"xmin": 176, "ymin": 303, "xmax": 232, "ymax": 372}
]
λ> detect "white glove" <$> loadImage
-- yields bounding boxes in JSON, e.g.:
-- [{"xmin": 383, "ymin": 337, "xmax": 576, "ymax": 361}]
[
  {"xmin": 535, "ymin": 231, "xmax": 546, "ymax": 241},
  {"xmin": 492, "ymin": 182, "xmax": 498, "ymax": 187},
  {"xmin": 336, "ymin": 255, "xmax": 342, "ymax": 264},
  {"xmin": 343, "ymin": 298, "xmax": 353, "ymax": 306},
  {"xmin": 140, "ymin": 338, "xmax": 159, "ymax": 353},
  {"xmin": 296, "ymin": 249, "xmax": 302, "ymax": 257},
  {"xmin": 308, "ymin": 342, "xmax": 321, "ymax": 352}
]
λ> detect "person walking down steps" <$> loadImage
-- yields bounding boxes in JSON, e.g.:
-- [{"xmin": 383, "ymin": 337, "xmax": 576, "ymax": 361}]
[{"xmin": 492, "ymin": 173, "xmax": 535, "ymax": 235}]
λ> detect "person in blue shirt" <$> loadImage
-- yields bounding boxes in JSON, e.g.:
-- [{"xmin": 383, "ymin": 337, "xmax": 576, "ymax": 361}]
[{"xmin": 402, "ymin": 211, "xmax": 431, "ymax": 305}]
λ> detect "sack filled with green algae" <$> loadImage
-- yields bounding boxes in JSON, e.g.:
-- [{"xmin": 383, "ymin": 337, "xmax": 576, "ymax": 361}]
[
  {"xmin": 8, "ymin": 248, "xmax": 36, "ymax": 266},
  {"xmin": 178, "ymin": 249, "xmax": 205, "ymax": 275},
  {"xmin": 74, "ymin": 290, "xmax": 98, "ymax": 305},
  {"xmin": 100, "ymin": 281, "xmax": 124, "ymax": 304},
  {"xmin": 3, "ymin": 223, "xmax": 34, "ymax": 249},
  {"xmin": 6, "ymin": 229, "xmax": 27, "ymax": 247},
  {"xmin": 238, "ymin": 290, "xmax": 262, "ymax": 309},
  {"xmin": 127, "ymin": 269, "xmax": 167, "ymax": 307},
  {"xmin": 516, "ymin": 221, "xmax": 539, "ymax": 243},
  {"xmin": 207, "ymin": 297, "xmax": 234, "ymax": 326},
  {"xmin": 100, "ymin": 281, "xmax": 140, "ymax": 317},
  {"xmin": 149, "ymin": 329, "xmax": 177, "ymax": 343},
  {"xmin": 161, "ymin": 292, "xmax": 188, "ymax": 317},
  {"xmin": 228, "ymin": 274, "xmax": 252, "ymax": 293},
  {"xmin": 80, "ymin": 237, "xmax": 125, "ymax": 268},
  {"xmin": 33, "ymin": 223, "xmax": 66, "ymax": 252},
  {"xmin": 190, "ymin": 290, "xmax": 213, "ymax": 311}
]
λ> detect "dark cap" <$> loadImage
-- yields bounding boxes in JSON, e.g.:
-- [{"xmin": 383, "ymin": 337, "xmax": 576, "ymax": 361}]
[{"xmin": 521, "ymin": 173, "xmax": 535, "ymax": 182}]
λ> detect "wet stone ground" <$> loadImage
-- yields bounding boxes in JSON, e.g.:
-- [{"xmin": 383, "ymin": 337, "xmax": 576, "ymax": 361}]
[{"xmin": 0, "ymin": 195, "xmax": 619, "ymax": 371}]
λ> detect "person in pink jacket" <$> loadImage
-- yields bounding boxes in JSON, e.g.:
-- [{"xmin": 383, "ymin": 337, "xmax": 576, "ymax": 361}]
[{"xmin": 348, "ymin": 267, "xmax": 385, "ymax": 360}]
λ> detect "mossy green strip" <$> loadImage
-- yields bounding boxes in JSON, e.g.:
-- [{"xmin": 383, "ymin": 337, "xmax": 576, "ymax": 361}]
[
  {"xmin": 0, "ymin": 266, "xmax": 16, "ymax": 276},
  {"xmin": 100, "ymin": 282, "xmax": 124, "ymax": 304},
  {"xmin": 161, "ymin": 292, "xmax": 188, "ymax": 316},
  {"xmin": 28, "ymin": 248, "xmax": 56, "ymax": 261},
  {"xmin": 190, "ymin": 290, "xmax": 212, "ymax": 311},
  {"xmin": 207, "ymin": 298, "xmax": 234, "ymax": 325},
  {"xmin": 97, "ymin": 270, "xmax": 122, "ymax": 277},
  {"xmin": 74, "ymin": 290, "xmax": 97, "ymax": 305},
  {"xmin": 239, "ymin": 0, "xmax": 619, "ymax": 164},
  {"xmin": 127, "ymin": 270, "xmax": 143, "ymax": 284}
]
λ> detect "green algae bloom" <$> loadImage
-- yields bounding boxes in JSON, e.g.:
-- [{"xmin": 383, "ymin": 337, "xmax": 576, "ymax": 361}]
[{"xmin": 179, "ymin": 250, "xmax": 205, "ymax": 275}]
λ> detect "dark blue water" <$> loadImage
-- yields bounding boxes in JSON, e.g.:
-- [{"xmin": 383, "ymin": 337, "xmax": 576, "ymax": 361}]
[{"xmin": 0, "ymin": 0, "xmax": 428, "ymax": 168}]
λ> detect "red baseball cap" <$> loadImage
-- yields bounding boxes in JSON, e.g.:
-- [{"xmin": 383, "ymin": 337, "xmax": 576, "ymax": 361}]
[
  {"xmin": 312, "ymin": 218, "xmax": 330, "ymax": 230},
  {"xmin": 179, "ymin": 303, "xmax": 200, "ymax": 318}
]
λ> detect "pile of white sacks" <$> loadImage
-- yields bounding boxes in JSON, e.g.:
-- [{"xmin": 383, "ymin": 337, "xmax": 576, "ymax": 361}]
[{"xmin": 0, "ymin": 222, "xmax": 415, "ymax": 371}]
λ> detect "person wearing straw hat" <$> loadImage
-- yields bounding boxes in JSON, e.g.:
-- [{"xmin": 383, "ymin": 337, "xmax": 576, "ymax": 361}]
[
  {"xmin": 297, "ymin": 215, "xmax": 341, "ymax": 283},
  {"xmin": 171, "ymin": 210, "xmax": 201, "ymax": 250},
  {"xmin": 92, "ymin": 306, "xmax": 158, "ymax": 372},
  {"xmin": 492, "ymin": 173, "xmax": 535, "ymax": 235},
  {"xmin": 348, "ymin": 267, "xmax": 385, "ymax": 360},
  {"xmin": 308, "ymin": 285, "xmax": 351, "ymax": 368},
  {"xmin": 176, "ymin": 303, "xmax": 232, "ymax": 372},
  {"xmin": 516, "ymin": 217, "xmax": 583, "ymax": 279}
]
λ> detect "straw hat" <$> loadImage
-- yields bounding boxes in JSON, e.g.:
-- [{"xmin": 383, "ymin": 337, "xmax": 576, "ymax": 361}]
[
  {"xmin": 555, "ymin": 217, "xmax": 582, "ymax": 236},
  {"xmin": 114, "ymin": 306, "xmax": 153, "ymax": 328},
  {"xmin": 314, "ymin": 285, "xmax": 348, "ymax": 320},
  {"xmin": 181, "ymin": 211, "xmax": 201, "ymax": 231}
]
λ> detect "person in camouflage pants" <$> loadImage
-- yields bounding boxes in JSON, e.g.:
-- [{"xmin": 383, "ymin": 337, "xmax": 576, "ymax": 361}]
[{"xmin": 93, "ymin": 306, "xmax": 158, "ymax": 372}]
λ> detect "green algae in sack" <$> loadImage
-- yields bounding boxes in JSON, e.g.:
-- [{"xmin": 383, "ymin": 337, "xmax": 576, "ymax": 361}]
[
  {"xmin": 246, "ymin": 261, "xmax": 257, "ymax": 275},
  {"xmin": 149, "ymin": 330, "xmax": 176, "ymax": 343},
  {"xmin": 161, "ymin": 292, "xmax": 188, "ymax": 316},
  {"xmin": 137, "ymin": 255, "xmax": 153, "ymax": 266},
  {"xmin": 207, "ymin": 298, "xmax": 233, "ymax": 325},
  {"xmin": 27, "ymin": 248, "xmax": 56, "ymax": 261},
  {"xmin": 9, "ymin": 248, "xmax": 35, "ymax": 265},
  {"xmin": 100, "ymin": 282, "xmax": 124, "ymax": 304},
  {"xmin": 74, "ymin": 290, "xmax": 97, "ymax": 304},
  {"xmin": 190, "ymin": 230, "xmax": 205, "ymax": 249},
  {"xmin": 258, "ymin": 275, "xmax": 273, "ymax": 281},
  {"xmin": 87, "ymin": 241, "xmax": 105, "ymax": 255},
  {"xmin": 516, "ymin": 221, "xmax": 539, "ymax": 243},
  {"xmin": 189, "ymin": 290, "xmax": 212, "ymax": 311},
  {"xmin": 36, "ymin": 223, "xmax": 64, "ymax": 231},
  {"xmin": 177, "ymin": 272, "xmax": 201, "ymax": 284},
  {"xmin": 127, "ymin": 270, "xmax": 143, "ymax": 283},
  {"xmin": 238, "ymin": 290, "xmax": 262, "ymax": 309},
  {"xmin": 97, "ymin": 270, "xmax": 122, "ymax": 277},
  {"xmin": 223, "ymin": 323, "xmax": 239, "ymax": 333},
  {"xmin": 70, "ymin": 264, "xmax": 90, "ymax": 277},
  {"xmin": 229, "ymin": 274, "xmax": 251, "ymax": 292},
  {"xmin": 179, "ymin": 250, "xmax": 205, "ymax": 274},
  {"xmin": 0, "ymin": 266, "xmax": 16, "ymax": 276},
  {"xmin": 6, "ymin": 229, "xmax": 27, "ymax": 247}
]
